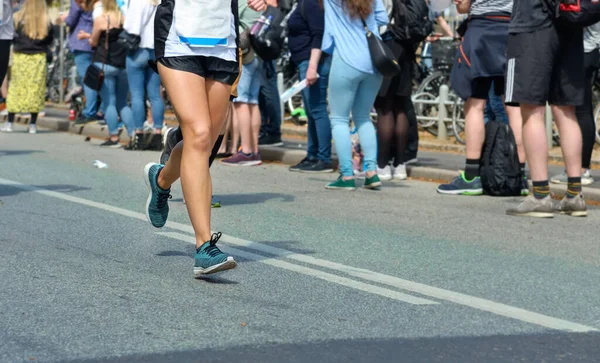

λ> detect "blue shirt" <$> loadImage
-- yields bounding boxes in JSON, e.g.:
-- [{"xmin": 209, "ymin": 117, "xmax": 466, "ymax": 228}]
[
  {"xmin": 322, "ymin": 0, "xmax": 388, "ymax": 74},
  {"xmin": 65, "ymin": 0, "xmax": 94, "ymax": 53}
]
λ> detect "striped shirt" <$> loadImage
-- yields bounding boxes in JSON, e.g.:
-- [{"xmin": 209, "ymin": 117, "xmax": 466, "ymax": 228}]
[{"xmin": 469, "ymin": 0, "xmax": 513, "ymax": 16}]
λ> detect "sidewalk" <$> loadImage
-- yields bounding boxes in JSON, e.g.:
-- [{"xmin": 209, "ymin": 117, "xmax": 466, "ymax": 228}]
[{"xmin": 9, "ymin": 106, "xmax": 600, "ymax": 202}]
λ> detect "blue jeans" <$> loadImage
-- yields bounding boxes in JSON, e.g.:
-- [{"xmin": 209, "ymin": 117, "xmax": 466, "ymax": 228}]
[
  {"xmin": 484, "ymin": 80, "xmax": 508, "ymax": 124},
  {"xmin": 329, "ymin": 52, "xmax": 382, "ymax": 177},
  {"xmin": 94, "ymin": 62, "xmax": 134, "ymax": 136},
  {"xmin": 298, "ymin": 56, "xmax": 332, "ymax": 163},
  {"xmin": 234, "ymin": 57, "xmax": 262, "ymax": 104},
  {"xmin": 73, "ymin": 51, "xmax": 98, "ymax": 118},
  {"xmin": 259, "ymin": 60, "xmax": 282, "ymax": 138},
  {"xmin": 126, "ymin": 48, "xmax": 164, "ymax": 130}
]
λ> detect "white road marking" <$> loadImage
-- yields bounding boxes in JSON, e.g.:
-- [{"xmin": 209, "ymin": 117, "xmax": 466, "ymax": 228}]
[
  {"xmin": 0, "ymin": 177, "xmax": 597, "ymax": 332},
  {"xmin": 158, "ymin": 232, "xmax": 436, "ymax": 305}
]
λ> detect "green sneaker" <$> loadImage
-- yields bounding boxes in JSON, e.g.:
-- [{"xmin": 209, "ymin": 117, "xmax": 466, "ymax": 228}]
[
  {"xmin": 364, "ymin": 174, "xmax": 382, "ymax": 190},
  {"xmin": 326, "ymin": 175, "xmax": 356, "ymax": 190},
  {"xmin": 211, "ymin": 196, "xmax": 221, "ymax": 208}
]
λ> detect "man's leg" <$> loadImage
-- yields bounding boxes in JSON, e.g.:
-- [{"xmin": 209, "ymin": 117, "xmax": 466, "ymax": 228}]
[{"xmin": 258, "ymin": 60, "xmax": 282, "ymax": 146}]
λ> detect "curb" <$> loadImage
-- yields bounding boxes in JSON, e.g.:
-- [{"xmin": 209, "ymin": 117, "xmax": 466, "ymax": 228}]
[{"xmin": 18, "ymin": 113, "xmax": 600, "ymax": 203}]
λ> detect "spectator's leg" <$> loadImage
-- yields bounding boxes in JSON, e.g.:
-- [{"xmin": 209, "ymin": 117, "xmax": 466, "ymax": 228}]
[
  {"xmin": 0, "ymin": 40, "xmax": 11, "ymax": 94},
  {"xmin": 392, "ymin": 96, "xmax": 410, "ymax": 167},
  {"xmin": 258, "ymin": 60, "xmax": 282, "ymax": 144},
  {"xmin": 521, "ymin": 104, "xmax": 549, "ymax": 184},
  {"xmin": 576, "ymin": 49, "xmax": 599, "ymax": 172},
  {"xmin": 352, "ymin": 73, "xmax": 383, "ymax": 177},
  {"xmin": 405, "ymin": 97, "xmax": 419, "ymax": 162},
  {"xmin": 126, "ymin": 49, "xmax": 147, "ymax": 134},
  {"xmin": 297, "ymin": 60, "xmax": 317, "ymax": 160},
  {"xmin": 313, "ymin": 56, "xmax": 332, "ymax": 164},
  {"xmin": 464, "ymin": 94, "xmax": 487, "ymax": 180},
  {"xmin": 73, "ymin": 51, "xmax": 98, "ymax": 118},
  {"xmin": 99, "ymin": 69, "xmax": 119, "ymax": 140},
  {"xmin": 375, "ymin": 96, "xmax": 395, "ymax": 169},
  {"xmin": 115, "ymin": 68, "xmax": 134, "ymax": 137},
  {"xmin": 146, "ymin": 53, "xmax": 165, "ymax": 132}
]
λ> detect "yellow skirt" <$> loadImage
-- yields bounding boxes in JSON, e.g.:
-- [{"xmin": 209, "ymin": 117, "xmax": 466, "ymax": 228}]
[{"xmin": 7, "ymin": 52, "xmax": 47, "ymax": 114}]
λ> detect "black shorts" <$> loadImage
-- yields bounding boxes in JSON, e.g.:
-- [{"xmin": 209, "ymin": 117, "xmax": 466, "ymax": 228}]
[
  {"xmin": 471, "ymin": 76, "xmax": 505, "ymax": 99},
  {"xmin": 158, "ymin": 56, "xmax": 239, "ymax": 86},
  {"xmin": 505, "ymin": 24, "xmax": 584, "ymax": 106}
]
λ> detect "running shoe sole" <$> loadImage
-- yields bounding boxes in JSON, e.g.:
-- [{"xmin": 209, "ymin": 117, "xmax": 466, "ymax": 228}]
[
  {"xmin": 144, "ymin": 162, "xmax": 163, "ymax": 228},
  {"xmin": 194, "ymin": 257, "xmax": 237, "ymax": 277},
  {"xmin": 506, "ymin": 211, "xmax": 554, "ymax": 218},
  {"xmin": 436, "ymin": 188, "xmax": 483, "ymax": 195},
  {"xmin": 300, "ymin": 169, "xmax": 335, "ymax": 174},
  {"xmin": 364, "ymin": 182, "xmax": 382, "ymax": 189},
  {"xmin": 326, "ymin": 185, "xmax": 356, "ymax": 191},
  {"xmin": 560, "ymin": 210, "xmax": 588, "ymax": 217},
  {"xmin": 222, "ymin": 161, "xmax": 262, "ymax": 166}
]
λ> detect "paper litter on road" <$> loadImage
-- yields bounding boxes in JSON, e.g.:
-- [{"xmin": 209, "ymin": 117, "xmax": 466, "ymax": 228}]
[{"xmin": 93, "ymin": 160, "xmax": 108, "ymax": 169}]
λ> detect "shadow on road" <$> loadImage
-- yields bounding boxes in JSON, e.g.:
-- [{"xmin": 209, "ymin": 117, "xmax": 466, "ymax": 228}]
[
  {"xmin": 0, "ymin": 149, "xmax": 44, "ymax": 157},
  {"xmin": 0, "ymin": 184, "xmax": 89, "ymax": 197},
  {"xmin": 171, "ymin": 193, "xmax": 295, "ymax": 206},
  {"xmin": 68, "ymin": 331, "xmax": 600, "ymax": 363}
]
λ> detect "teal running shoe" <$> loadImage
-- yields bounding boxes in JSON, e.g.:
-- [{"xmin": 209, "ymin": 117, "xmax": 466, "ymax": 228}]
[
  {"xmin": 144, "ymin": 162, "xmax": 171, "ymax": 228},
  {"xmin": 194, "ymin": 232, "xmax": 236, "ymax": 277}
]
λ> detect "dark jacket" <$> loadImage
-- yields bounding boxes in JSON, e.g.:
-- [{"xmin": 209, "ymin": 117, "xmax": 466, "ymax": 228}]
[
  {"xmin": 287, "ymin": 0, "xmax": 324, "ymax": 65},
  {"xmin": 13, "ymin": 21, "xmax": 54, "ymax": 55}
]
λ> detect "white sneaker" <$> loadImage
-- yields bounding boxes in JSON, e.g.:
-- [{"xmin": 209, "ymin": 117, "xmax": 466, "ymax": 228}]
[
  {"xmin": 28, "ymin": 125, "xmax": 37, "ymax": 134},
  {"xmin": 582, "ymin": 169, "xmax": 595, "ymax": 186},
  {"xmin": 393, "ymin": 164, "xmax": 407, "ymax": 180},
  {"xmin": 1, "ymin": 122, "xmax": 12, "ymax": 132},
  {"xmin": 0, "ymin": 109, "xmax": 8, "ymax": 116},
  {"xmin": 377, "ymin": 165, "xmax": 392, "ymax": 181}
]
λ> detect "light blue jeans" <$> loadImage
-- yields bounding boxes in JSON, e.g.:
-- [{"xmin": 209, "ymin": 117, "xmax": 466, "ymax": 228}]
[
  {"xmin": 73, "ymin": 51, "xmax": 98, "ymax": 118},
  {"xmin": 126, "ymin": 48, "xmax": 164, "ymax": 131},
  {"xmin": 94, "ymin": 62, "xmax": 134, "ymax": 136},
  {"xmin": 329, "ymin": 51, "xmax": 382, "ymax": 177}
]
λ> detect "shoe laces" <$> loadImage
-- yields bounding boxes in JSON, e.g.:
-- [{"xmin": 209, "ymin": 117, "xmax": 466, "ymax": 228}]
[
  {"xmin": 156, "ymin": 190, "xmax": 172, "ymax": 209},
  {"xmin": 203, "ymin": 232, "xmax": 224, "ymax": 257}
]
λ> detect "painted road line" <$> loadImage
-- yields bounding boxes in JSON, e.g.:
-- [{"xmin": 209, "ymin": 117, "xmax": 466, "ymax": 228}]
[
  {"xmin": 157, "ymin": 232, "xmax": 436, "ymax": 305},
  {"xmin": 0, "ymin": 177, "xmax": 597, "ymax": 333}
]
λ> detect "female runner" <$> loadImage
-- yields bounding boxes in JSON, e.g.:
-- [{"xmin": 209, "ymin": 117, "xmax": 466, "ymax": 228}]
[{"xmin": 144, "ymin": 0, "xmax": 266, "ymax": 276}]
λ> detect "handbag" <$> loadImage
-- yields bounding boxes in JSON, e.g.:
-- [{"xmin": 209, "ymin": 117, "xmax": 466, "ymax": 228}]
[
  {"xmin": 118, "ymin": 30, "xmax": 141, "ymax": 53},
  {"xmin": 84, "ymin": 17, "xmax": 110, "ymax": 91},
  {"xmin": 361, "ymin": 18, "xmax": 401, "ymax": 77}
]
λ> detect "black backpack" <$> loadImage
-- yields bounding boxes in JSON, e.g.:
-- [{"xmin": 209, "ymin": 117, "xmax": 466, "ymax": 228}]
[
  {"xmin": 479, "ymin": 121, "xmax": 523, "ymax": 197},
  {"xmin": 387, "ymin": 0, "xmax": 433, "ymax": 44},
  {"xmin": 250, "ymin": 6, "xmax": 287, "ymax": 61}
]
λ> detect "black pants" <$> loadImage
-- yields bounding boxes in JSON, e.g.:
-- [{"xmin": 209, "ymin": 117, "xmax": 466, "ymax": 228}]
[
  {"xmin": 0, "ymin": 40, "xmax": 11, "ymax": 96},
  {"xmin": 406, "ymin": 97, "xmax": 419, "ymax": 160},
  {"xmin": 576, "ymin": 49, "xmax": 599, "ymax": 170}
]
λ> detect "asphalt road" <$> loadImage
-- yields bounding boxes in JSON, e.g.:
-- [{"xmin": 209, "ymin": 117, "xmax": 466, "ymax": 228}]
[{"xmin": 1, "ymin": 125, "xmax": 600, "ymax": 363}]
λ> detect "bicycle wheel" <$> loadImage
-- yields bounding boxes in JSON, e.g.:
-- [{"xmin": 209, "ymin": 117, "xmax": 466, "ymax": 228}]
[
  {"xmin": 452, "ymin": 97, "xmax": 465, "ymax": 145},
  {"xmin": 416, "ymin": 70, "xmax": 450, "ymax": 97},
  {"xmin": 412, "ymin": 92, "xmax": 438, "ymax": 129}
]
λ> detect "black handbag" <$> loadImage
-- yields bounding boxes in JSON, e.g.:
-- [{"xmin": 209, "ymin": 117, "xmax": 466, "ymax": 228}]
[
  {"xmin": 84, "ymin": 17, "xmax": 110, "ymax": 91},
  {"xmin": 118, "ymin": 30, "xmax": 141, "ymax": 53},
  {"xmin": 361, "ymin": 18, "xmax": 401, "ymax": 77}
]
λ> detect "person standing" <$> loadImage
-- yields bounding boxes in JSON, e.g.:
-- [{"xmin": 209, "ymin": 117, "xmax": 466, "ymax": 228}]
[
  {"xmin": 504, "ymin": 0, "xmax": 586, "ymax": 217},
  {"xmin": 287, "ymin": 0, "xmax": 332, "ymax": 173},
  {"xmin": 61, "ymin": 0, "xmax": 99, "ymax": 124},
  {"xmin": 322, "ymin": 0, "xmax": 387, "ymax": 190},
  {"xmin": 124, "ymin": 0, "xmax": 164, "ymax": 151},
  {"xmin": 1, "ymin": 0, "xmax": 53, "ymax": 134},
  {"xmin": 550, "ymin": 23, "xmax": 600, "ymax": 187}
]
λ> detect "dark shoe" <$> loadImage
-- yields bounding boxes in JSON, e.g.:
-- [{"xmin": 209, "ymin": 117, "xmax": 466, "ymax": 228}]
[
  {"xmin": 75, "ymin": 116, "xmax": 94, "ymax": 125},
  {"xmin": 437, "ymin": 172, "xmax": 483, "ymax": 196},
  {"xmin": 222, "ymin": 152, "xmax": 262, "ymax": 166},
  {"xmin": 145, "ymin": 133, "xmax": 163, "ymax": 151},
  {"xmin": 100, "ymin": 138, "xmax": 122, "ymax": 148},
  {"xmin": 160, "ymin": 127, "xmax": 182, "ymax": 165},
  {"xmin": 144, "ymin": 162, "xmax": 172, "ymax": 228},
  {"xmin": 289, "ymin": 157, "xmax": 316, "ymax": 172},
  {"xmin": 300, "ymin": 160, "xmax": 334, "ymax": 173},
  {"xmin": 125, "ymin": 133, "xmax": 144, "ymax": 150},
  {"xmin": 258, "ymin": 134, "xmax": 283, "ymax": 147}
]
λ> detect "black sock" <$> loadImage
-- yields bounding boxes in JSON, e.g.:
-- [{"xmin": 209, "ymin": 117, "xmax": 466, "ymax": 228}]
[
  {"xmin": 566, "ymin": 177, "xmax": 582, "ymax": 198},
  {"xmin": 8, "ymin": 112, "xmax": 15, "ymax": 123},
  {"xmin": 532, "ymin": 180, "xmax": 550, "ymax": 200},
  {"xmin": 464, "ymin": 159, "xmax": 480, "ymax": 181},
  {"xmin": 209, "ymin": 134, "xmax": 225, "ymax": 168}
]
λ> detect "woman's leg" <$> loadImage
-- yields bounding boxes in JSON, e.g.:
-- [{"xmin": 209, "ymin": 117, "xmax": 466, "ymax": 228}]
[
  {"xmin": 312, "ymin": 56, "xmax": 333, "ymax": 164},
  {"xmin": 156, "ymin": 63, "xmax": 231, "ymax": 246},
  {"xmin": 126, "ymin": 49, "xmax": 147, "ymax": 133},
  {"xmin": 98, "ymin": 65, "xmax": 119, "ymax": 140},
  {"xmin": 375, "ymin": 96, "xmax": 395, "ymax": 169},
  {"xmin": 116, "ymin": 69, "xmax": 134, "ymax": 137},
  {"xmin": 250, "ymin": 104, "xmax": 261, "ymax": 154},
  {"xmin": 576, "ymin": 49, "xmax": 599, "ymax": 171},
  {"xmin": 328, "ymin": 53, "xmax": 361, "ymax": 178},
  {"xmin": 146, "ymin": 50, "xmax": 165, "ymax": 132},
  {"xmin": 236, "ymin": 102, "xmax": 254, "ymax": 154},
  {"xmin": 352, "ymin": 73, "xmax": 383, "ymax": 176},
  {"xmin": 218, "ymin": 103, "xmax": 232, "ymax": 154},
  {"xmin": 73, "ymin": 51, "xmax": 98, "ymax": 119},
  {"xmin": 298, "ymin": 61, "xmax": 317, "ymax": 160},
  {"xmin": 392, "ymin": 96, "xmax": 410, "ymax": 167}
]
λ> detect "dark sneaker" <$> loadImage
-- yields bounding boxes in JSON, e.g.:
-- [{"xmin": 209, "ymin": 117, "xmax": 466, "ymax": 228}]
[
  {"xmin": 326, "ymin": 175, "xmax": 356, "ymax": 190},
  {"xmin": 222, "ymin": 152, "xmax": 262, "ymax": 166},
  {"xmin": 437, "ymin": 173, "xmax": 483, "ymax": 195},
  {"xmin": 144, "ymin": 162, "xmax": 172, "ymax": 228},
  {"xmin": 194, "ymin": 232, "xmax": 237, "ymax": 277},
  {"xmin": 300, "ymin": 160, "xmax": 334, "ymax": 173},
  {"xmin": 258, "ymin": 134, "xmax": 283, "ymax": 147},
  {"xmin": 75, "ymin": 115, "xmax": 95, "ymax": 125},
  {"xmin": 364, "ymin": 174, "xmax": 382, "ymax": 189},
  {"xmin": 289, "ymin": 157, "xmax": 315, "ymax": 172},
  {"xmin": 160, "ymin": 127, "xmax": 182, "ymax": 165},
  {"xmin": 145, "ymin": 133, "xmax": 163, "ymax": 151},
  {"xmin": 521, "ymin": 177, "xmax": 529, "ymax": 196},
  {"xmin": 506, "ymin": 195, "xmax": 554, "ymax": 218},
  {"xmin": 100, "ymin": 138, "xmax": 122, "ymax": 148},
  {"xmin": 555, "ymin": 193, "xmax": 587, "ymax": 217},
  {"xmin": 211, "ymin": 196, "xmax": 221, "ymax": 208}
]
